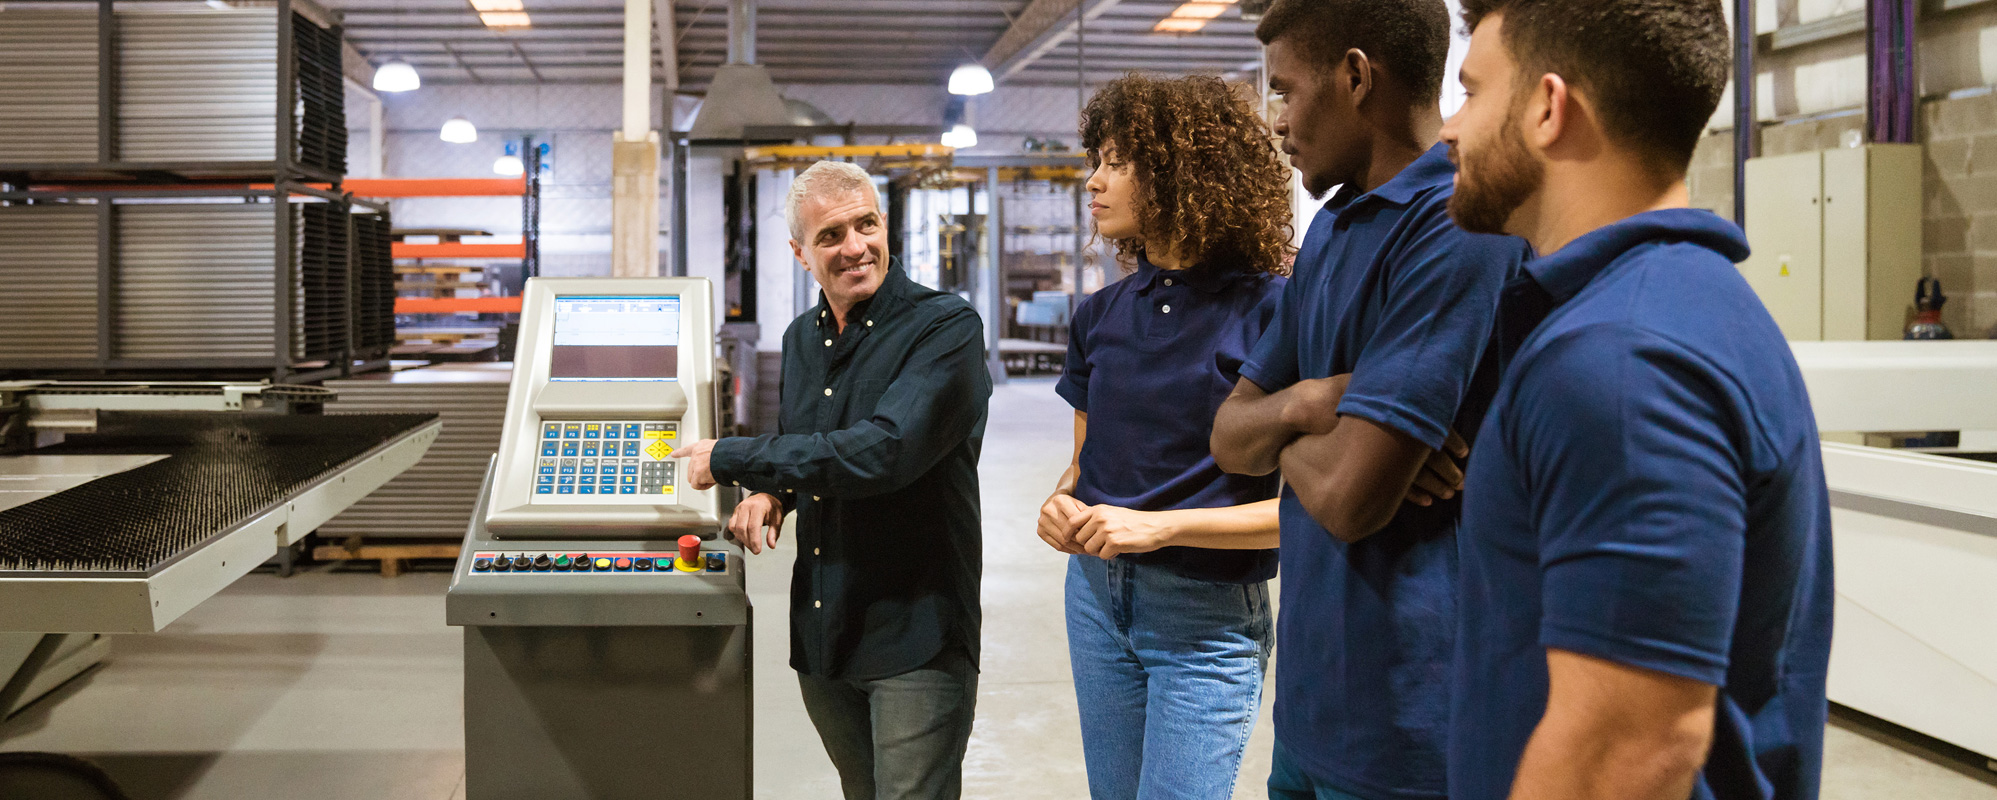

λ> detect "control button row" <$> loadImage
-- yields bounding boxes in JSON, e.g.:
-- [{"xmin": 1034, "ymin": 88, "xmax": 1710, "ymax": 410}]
[{"xmin": 470, "ymin": 552, "xmax": 725, "ymax": 573}]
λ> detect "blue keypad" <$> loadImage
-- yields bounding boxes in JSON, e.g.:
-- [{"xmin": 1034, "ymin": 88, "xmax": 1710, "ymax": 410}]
[
  {"xmin": 558, "ymin": 485, "xmax": 575, "ymax": 494},
  {"xmin": 621, "ymin": 486, "xmax": 637, "ymax": 494},
  {"xmin": 562, "ymin": 445, "xmax": 578, "ymax": 457},
  {"xmin": 559, "ymin": 476, "xmax": 575, "ymax": 485},
  {"xmin": 581, "ymin": 466, "xmax": 596, "ymax": 476},
  {"xmin": 582, "ymin": 447, "xmax": 598, "ymax": 457},
  {"xmin": 580, "ymin": 485, "xmax": 595, "ymax": 495},
  {"xmin": 622, "ymin": 443, "xmax": 640, "ymax": 457},
  {"xmin": 622, "ymin": 465, "xmax": 639, "ymax": 475},
  {"xmin": 542, "ymin": 444, "xmax": 559, "ymax": 457},
  {"xmin": 537, "ymin": 476, "xmax": 554, "ymax": 485},
  {"xmin": 537, "ymin": 486, "xmax": 554, "ymax": 494},
  {"xmin": 624, "ymin": 424, "xmax": 642, "ymax": 438}
]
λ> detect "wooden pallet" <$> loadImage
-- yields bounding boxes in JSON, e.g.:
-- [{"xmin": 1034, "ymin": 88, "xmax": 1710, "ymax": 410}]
[{"xmin": 313, "ymin": 539, "xmax": 460, "ymax": 577}]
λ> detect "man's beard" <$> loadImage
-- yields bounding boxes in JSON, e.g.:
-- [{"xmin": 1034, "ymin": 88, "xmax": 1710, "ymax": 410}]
[{"xmin": 1448, "ymin": 114, "xmax": 1543, "ymax": 236}]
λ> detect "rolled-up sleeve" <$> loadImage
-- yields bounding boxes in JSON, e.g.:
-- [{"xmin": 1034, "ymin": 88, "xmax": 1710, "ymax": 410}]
[{"xmin": 709, "ymin": 308, "xmax": 990, "ymax": 499}]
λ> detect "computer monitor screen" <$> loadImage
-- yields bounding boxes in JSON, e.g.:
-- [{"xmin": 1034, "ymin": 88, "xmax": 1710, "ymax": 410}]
[{"xmin": 549, "ymin": 296, "xmax": 680, "ymax": 381}]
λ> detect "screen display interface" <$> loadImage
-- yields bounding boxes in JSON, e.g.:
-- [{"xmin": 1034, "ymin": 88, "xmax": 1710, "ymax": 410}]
[{"xmin": 549, "ymin": 295, "xmax": 679, "ymax": 381}]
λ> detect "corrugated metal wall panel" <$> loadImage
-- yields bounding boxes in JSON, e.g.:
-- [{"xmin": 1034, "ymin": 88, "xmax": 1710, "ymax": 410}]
[
  {"xmin": 320, "ymin": 369, "xmax": 511, "ymax": 540},
  {"xmin": 0, "ymin": 206, "xmax": 98, "ymax": 360},
  {"xmin": 115, "ymin": 203, "xmax": 289, "ymax": 360},
  {"xmin": 0, "ymin": 10, "xmax": 99, "ymax": 163},
  {"xmin": 117, "ymin": 9, "xmax": 277, "ymax": 162}
]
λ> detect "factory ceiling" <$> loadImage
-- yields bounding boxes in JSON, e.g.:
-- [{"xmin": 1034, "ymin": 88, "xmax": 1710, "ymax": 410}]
[{"xmin": 325, "ymin": 0, "xmax": 1265, "ymax": 90}]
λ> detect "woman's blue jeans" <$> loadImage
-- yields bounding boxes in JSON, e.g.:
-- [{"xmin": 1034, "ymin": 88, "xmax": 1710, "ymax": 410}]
[{"xmin": 1065, "ymin": 554, "xmax": 1274, "ymax": 800}]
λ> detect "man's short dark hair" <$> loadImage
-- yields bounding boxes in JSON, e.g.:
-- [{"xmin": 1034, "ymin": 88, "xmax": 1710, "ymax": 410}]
[
  {"xmin": 1255, "ymin": 0, "xmax": 1451, "ymax": 104},
  {"xmin": 1460, "ymin": 0, "xmax": 1731, "ymax": 172}
]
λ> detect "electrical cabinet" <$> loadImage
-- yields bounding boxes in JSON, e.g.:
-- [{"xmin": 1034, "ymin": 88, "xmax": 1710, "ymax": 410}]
[{"xmin": 1739, "ymin": 144, "xmax": 1923, "ymax": 341}]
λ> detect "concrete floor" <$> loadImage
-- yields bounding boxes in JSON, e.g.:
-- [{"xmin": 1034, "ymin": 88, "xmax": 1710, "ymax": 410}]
[{"xmin": 3, "ymin": 377, "xmax": 1995, "ymax": 799}]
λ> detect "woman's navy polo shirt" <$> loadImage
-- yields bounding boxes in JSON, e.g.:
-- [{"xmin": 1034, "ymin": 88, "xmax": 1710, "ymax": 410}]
[{"xmin": 1055, "ymin": 254, "xmax": 1284, "ymax": 584}]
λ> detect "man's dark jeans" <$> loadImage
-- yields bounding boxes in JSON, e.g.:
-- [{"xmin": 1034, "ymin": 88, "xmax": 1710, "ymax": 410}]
[{"xmin": 796, "ymin": 645, "xmax": 979, "ymax": 800}]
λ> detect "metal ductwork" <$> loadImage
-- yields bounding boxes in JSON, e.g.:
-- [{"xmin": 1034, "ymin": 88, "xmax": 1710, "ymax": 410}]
[{"xmin": 687, "ymin": 0, "xmax": 790, "ymax": 142}]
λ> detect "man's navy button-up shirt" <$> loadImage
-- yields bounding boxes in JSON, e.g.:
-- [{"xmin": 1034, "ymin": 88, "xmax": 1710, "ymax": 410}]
[
  {"xmin": 1237, "ymin": 144, "xmax": 1525, "ymax": 799},
  {"xmin": 1056, "ymin": 254, "xmax": 1285, "ymax": 584},
  {"xmin": 711, "ymin": 266, "xmax": 990, "ymax": 681},
  {"xmin": 1451, "ymin": 210, "xmax": 1834, "ymax": 800}
]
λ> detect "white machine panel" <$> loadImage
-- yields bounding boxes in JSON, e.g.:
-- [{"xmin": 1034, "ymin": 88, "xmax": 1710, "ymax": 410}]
[{"xmin": 484, "ymin": 278, "xmax": 722, "ymax": 537}]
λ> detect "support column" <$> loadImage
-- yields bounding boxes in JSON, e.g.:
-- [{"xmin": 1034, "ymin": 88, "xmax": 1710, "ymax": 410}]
[{"xmin": 612, "ymin": 0, "xmax": 661, "ymax": 278}]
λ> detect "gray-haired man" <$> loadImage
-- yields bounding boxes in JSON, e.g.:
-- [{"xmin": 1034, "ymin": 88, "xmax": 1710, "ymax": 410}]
[{"xmin": 672, "ymin": 161, "xmax": 990, "ymax": 800}]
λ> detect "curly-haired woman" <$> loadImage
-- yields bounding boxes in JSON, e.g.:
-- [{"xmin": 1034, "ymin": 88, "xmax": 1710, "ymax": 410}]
[{"xmin": 1037, "ymin": 74, "xmax": 1295, "ymax": 799}]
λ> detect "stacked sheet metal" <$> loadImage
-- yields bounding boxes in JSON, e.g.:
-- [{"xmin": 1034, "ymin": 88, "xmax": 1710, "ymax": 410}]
[{"xmin": 319, "ymin": 365, "xmax": 513, "ymax": 540}]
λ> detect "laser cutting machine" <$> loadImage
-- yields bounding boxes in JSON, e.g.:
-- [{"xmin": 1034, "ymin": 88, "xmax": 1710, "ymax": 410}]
[
  {"xmin": 1793, "ymin": 340, "xmax": 1997, "ymax": 762},
  {"xmin": 445, "ymin": 278, "xmax": 749, "ymax": 800},
  {"xmin": 0, "ymin": 381, "xmax": 440, "ymax": 795}
]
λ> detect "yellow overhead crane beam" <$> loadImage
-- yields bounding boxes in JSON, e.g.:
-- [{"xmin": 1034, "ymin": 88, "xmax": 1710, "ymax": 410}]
[{"xmin": 740, "ymin": 145, "xmax": 1087, "ymax": 182}]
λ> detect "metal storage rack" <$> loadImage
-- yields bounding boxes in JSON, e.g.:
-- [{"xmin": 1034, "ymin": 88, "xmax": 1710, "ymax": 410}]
[
  {"xmin": 0, "ymin": 0, "xmax": 389, "ymax": 382},
  {"xmin": 0, "ymin": 0, "xmax": 346, "ymax": 183},
  {"xmin": 318, "ymin": 365, "xmax": 512, "ymax": 541}
]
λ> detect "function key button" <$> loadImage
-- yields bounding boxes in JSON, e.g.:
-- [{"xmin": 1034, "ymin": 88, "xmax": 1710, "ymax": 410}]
[
  {"xmin": 559, "ymin": 476, "xmax": 575, "ymax": 485},
  {"xmin": 605, "ymin": 428, "xmax": 622, "ymax": 440},
  {"xmin": 623, "ymin": 443, "xmax": 641, "ymax": 457},
  {"xmin": 582, "ymin": 447, "xmax": 599, "ymax": 457},
  {"xmin": 536, "ymin": 486, "xmax": 554, "ymax": 494},
  {"xmin": 581, "ymin": 466, "xmax": 596, "ymax": 475},
  {"xmin": 542, "ymin": 423, "xmax": 561, "ymax": 439},
  {"xmin": 564, "ymin": 430, "xmax": 581, "ymax": 440},
  {"xmin": 539, "ymin": 465, "xmax": 556, "ymax": 476},
  {"xmin": 541, "ymin": 444, "xmax": 559, "ymax": 457},
  {"xmin": 620, "ymin": 486, "xmax": 637, "ymax": 494},
  {"xmin": 558, "ymin": 486, "xmax": 575, "ymax": 494},
  {"xmin": 624, "ymin": 424, "xmax": 643, "ymax": 437},
  {"xmin": 579, "ymin": 486, "xmax": 596, "ymax": 495},
  {"xmin": 585, "ymin": 430, "xmax": 600, "ymax": 440},
  {"xmin": 537, "ymin": 476, "xmax": 554, "ymax": 486},
  {"xmin": 562, "ymin": 446, "xmax": 579, "ymax": 457}
]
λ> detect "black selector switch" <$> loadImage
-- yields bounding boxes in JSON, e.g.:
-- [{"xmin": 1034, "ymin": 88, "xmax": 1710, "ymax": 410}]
[
  {"xmin": 490, "ymin": 556, "xmax": 511, "ymax": 572},
  {"xmin": 511, "ymin": 555, "xmax": 533, "ymax": 571},
  {"xmin": 704, "ymin": 553, "xmax": 726, "ymax": 573},
  {"xmin": 571, "ymin": 555, "xmax": 591, "ymax": 571},
  {"xmin": 533, "ymin": 554, "xmax": 553, "ymax": 571}
]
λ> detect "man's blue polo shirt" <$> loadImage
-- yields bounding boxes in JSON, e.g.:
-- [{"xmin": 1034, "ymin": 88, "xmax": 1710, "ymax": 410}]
[
  {"xmin": 1056, "ymin": 254, "xmax": 1284, "ymax": 584},
  {"xmin": 1450, "ymin": 210, "xmax": 1834, "ymax": 800},
  {"xmin": 1238, "ymin": 144, "xmax": 1525, "ymax": 799}
]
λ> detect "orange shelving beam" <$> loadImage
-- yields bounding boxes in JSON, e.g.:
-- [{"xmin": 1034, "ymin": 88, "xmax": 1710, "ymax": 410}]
[
  {"xmin": 344, "ymin": 177, "xmax": 528, "ymax": 197},
  {"xmin": 392, "ymin": 242, "xmax": 527, "ymax": 259},
  {"xmin": 395, "ymin": 297, "xmax": 523, "ymax": 314}
]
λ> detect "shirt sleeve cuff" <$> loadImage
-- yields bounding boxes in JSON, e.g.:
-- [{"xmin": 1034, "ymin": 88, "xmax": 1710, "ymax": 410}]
[
  {"xmin": 1054, "ymin": 375, "xmax": 1088, "ymax": 412},
  {"xmin": 709, "ymin": 436, "xmax": 755, "ymax": 488},
  {"xmin": 1335, "ymin": 395, "xmax": 1450, "ymax": 451},
  {"xmin": 1236, "ymin": 360, "xmax": 1286, "ymax": 393},
  {"xmin": 1540, "ymin": 620, "xmax": 1730, "ymax": 687}
]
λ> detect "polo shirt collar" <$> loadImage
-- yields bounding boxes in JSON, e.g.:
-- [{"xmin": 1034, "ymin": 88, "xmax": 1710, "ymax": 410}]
[
  {"xmin": 1523, "ymin": 208, "xmax": 1749, "ymax": 305},
  {"xmin": 815, "ymin": 258, "xmax": 912, "ymax": 331},
  {"xmin": 1133, "ymin": 252, "xmax": 1239, "ymax": 295},
  {"xmin": 1329, "ymin": 142, "xmax": 1455, "ymax": 221}
]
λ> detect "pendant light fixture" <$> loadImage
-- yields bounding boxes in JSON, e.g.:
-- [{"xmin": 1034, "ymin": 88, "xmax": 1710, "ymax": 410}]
[
  {"xmin": 948, "ymin": 64, "xmax": 994, "ymax": 96},
  {"xmin": 493, "ymin": 142, "xmax": 525, "ymax": 175},
  {"xmin": 373, "ymin": 58, "xmax": 421, "ymax": 92},
  {"xmin": 941, "ymin": 124, "xmax": 978, "ymax": 149},
  {"xmin": 440, "ymin": 116, "xmax": 478, "ymax": 143}
]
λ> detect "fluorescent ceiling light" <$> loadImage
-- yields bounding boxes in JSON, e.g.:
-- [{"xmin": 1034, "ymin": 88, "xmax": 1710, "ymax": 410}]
[
  {"xmin": 372, "ymin": 58, "xmax": 420, "ymax": 92},
  {"xmin": 441, "ymin": 116, "xmax": 479, "ymax": 144},
  {"xmin": 1154, "ymin": 18, "xmax": 1207, "ymax": 32},
  {"xmin": 479, "ymin": 10, "xmax": 531, "ymax": 27},
  {"xmin": 948, "ymin": 63, "xmax": 995, "ymax": 96},
  {"xmin": 941, "ymin": 124, "xmax": 978, "ymax": 149},
  {"xmin": 493, "ymin": 154, "xmax": 525, "ymax": 176},
  {"xmin": 469, "ymin": 0, "xmax": 522, "ymax": 10},
  {"xmin": 1171, "ymin": 2, "xmax": 1231, "ymax": 18}
]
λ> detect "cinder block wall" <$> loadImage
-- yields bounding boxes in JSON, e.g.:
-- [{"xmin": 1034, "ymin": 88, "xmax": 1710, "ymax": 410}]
[{"xmin": 1687, "ymin": 90, "xmax": 1997, "ymax": 338}]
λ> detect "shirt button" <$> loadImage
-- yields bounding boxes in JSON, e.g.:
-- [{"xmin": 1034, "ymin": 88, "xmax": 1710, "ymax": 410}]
[
  {"xmin": 814, "ymin": 548, "xmax": 821, "ymax": 555},
  {"xmin": 813, "ymin": 495, "xmax": 820, "ymax": 501},
  {"xmin": 1164, "ymin": 278, "xmax": 1174, "ymax": 286},
  {"xmin": 814, "ymin": 601, "xmax": 822, "ymax": 609},
  {"xmin": 1161, "ymin": 304, "xmax": 1172, "ymax": 314},
  {"xmin": 865, "ymin": 320, "xmax": 873, "ymax": 327},
  {"xmin": 823, "ymin": 388, "xmax": 833, "ymax": 396},
  {"xmin": 824, "ymin": 339, "xmax": 832, "ymax": 346}
]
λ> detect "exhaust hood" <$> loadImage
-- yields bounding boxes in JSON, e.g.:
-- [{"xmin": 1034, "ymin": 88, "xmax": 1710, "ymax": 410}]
[{"xmin": 686, "ymin": 0, "xmax": 791, "ymax": 142}]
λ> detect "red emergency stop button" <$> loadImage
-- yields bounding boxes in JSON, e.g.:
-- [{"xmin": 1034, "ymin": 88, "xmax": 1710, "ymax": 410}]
[{"xmin": 677, "ymin": 534, "xmax": 702, "ymax": 572}]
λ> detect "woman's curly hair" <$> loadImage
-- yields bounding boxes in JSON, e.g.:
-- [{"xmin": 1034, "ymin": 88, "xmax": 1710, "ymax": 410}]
[{"xmin": 1081, "ymin": 74, "xmax": 1295, "ymax": 277}]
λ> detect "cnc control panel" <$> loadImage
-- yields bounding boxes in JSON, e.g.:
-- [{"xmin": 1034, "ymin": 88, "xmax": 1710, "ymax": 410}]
[{"xmin": 532, "ymin": 420, "xmax": 679, "ymax": 502}]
